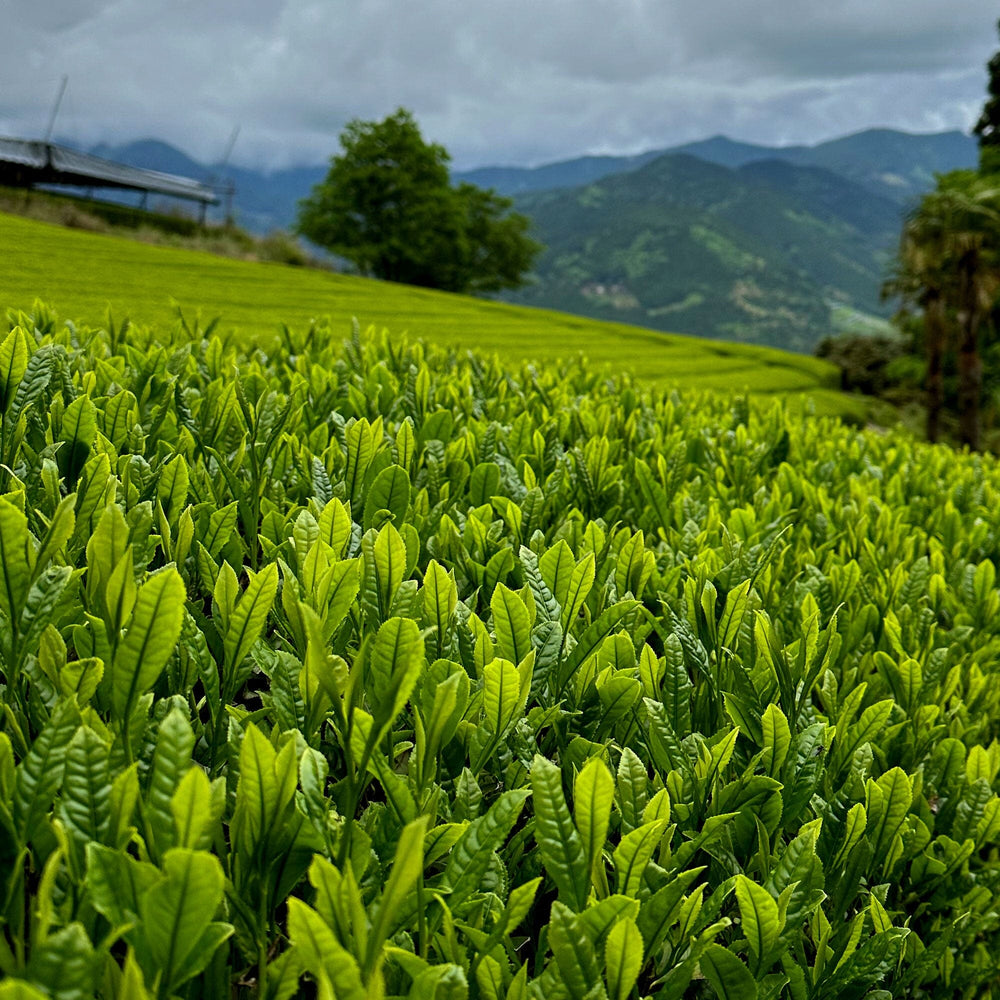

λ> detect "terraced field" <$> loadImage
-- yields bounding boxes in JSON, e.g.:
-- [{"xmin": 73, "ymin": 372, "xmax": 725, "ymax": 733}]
[{"xmin": 1, "ymin": 210, "xmax": 859, "ymax": 417}]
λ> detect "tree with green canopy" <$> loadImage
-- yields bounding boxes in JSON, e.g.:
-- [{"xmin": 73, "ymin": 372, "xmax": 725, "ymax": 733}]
[
  {"xmin": 297, "ymin": 108, "xmax": 541, "ymax": 294},
  {"xmin": 883, "ymin": 206, "xmax": 951, "ymax": 444},
  {"xmin": 886, "ymin": 172, "xmax": 1000, "ymax": 450},
  {"xmin": 883, "ymin": 24, "xmax": 1000, "ymax": 450},
  {"xmin": 975, "ymin": 19, "xmax": 1000, "ymax": 172}
]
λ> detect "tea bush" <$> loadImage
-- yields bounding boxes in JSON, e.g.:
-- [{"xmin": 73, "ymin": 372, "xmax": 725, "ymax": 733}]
[{"xmin": 1, "ymin": 307, "xmax": 1000, "ymax": 999}]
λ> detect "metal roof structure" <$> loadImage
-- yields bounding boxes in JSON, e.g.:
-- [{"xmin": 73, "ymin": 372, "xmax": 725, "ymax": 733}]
[{"xmin": 0, "ymin": 137, "xmax": 218, "ymax": 206}]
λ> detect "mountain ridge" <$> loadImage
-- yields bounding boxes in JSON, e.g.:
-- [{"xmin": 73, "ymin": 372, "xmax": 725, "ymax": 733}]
[
  {"xmin": 459, "ymin": 128, "xmax": 976, "ymax": 203},
  {"xmin": 86, "ymin": 126, "xmax": 977, "ymax": 231}
]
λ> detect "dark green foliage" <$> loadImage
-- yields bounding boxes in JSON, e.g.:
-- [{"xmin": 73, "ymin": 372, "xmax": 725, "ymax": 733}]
[
  {"xmin": 2, "ymin": 306, "xmax": 1000, "ymax": 997},
  {"xmin": 884, "ymin": 36, "xmax": 1000, "ymax": 450},
  {"xmin": 296, "ymin": 108, "xmax": 541, "ymax": 293},
  {"xmin": 975, "ymin": 20, "xmax": 1000, "ymax": 171},
  {"xmin": 884, "ymin": 170, "xmax": 1000, "ymax": 449},
  {"xmin": 815, "ymin": 334, "xmax": 908, "ymax": 395}
]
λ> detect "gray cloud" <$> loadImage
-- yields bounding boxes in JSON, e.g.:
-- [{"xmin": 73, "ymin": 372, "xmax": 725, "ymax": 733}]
[{"xmin": 2, "ymin": 0, "xmax": 996, "ymax": 170}]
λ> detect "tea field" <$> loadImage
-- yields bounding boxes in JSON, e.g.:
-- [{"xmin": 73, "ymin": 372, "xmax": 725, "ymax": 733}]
[
  {"xmin": 0, "ymin": 210, "xmax": 862, "ymax": 420},
  {"xmin": 0, "ymin": 304, "xmax": 998, "ymax": 999}
]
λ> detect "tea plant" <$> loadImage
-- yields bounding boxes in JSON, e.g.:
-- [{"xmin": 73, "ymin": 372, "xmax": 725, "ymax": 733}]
[{"xmin": 0, "ymin": 306, "xmax": 999, "ymax": 999}]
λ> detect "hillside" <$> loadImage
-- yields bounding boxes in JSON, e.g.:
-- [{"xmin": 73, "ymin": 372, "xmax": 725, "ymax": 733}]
[
  {"xmin": 0, "ymin": 210, "xmax": 854, "ymax": 416},
  {"xmin": 506, "ymin": 152, "xmax": 902, "ymax": 351}
]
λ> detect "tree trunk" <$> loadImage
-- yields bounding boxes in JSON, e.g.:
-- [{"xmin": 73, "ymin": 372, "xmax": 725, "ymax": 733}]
[
  {"xmin": 924, "ymin": 294, "xmax": 945, "ymax": 444},
  {"xmin": 958, "ymin": 312, "xmax": 983, "ymax": 451}
]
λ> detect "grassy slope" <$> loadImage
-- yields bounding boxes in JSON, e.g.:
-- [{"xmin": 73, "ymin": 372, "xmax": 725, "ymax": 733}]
[{"xmin": 1, "ymin": 210, "xmax": 860, "ymax": 418}]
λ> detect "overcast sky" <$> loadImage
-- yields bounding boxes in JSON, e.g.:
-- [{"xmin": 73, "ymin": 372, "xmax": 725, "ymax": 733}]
[{"xmin": 3, "ymin": 0, "xmax": 997, "ymax": 171}]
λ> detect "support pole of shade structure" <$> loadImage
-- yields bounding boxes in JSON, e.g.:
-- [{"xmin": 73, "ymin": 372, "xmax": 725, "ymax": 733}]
[{"xmin": 43, "ymin": 75, "xmax": 68, "ymax": 144}]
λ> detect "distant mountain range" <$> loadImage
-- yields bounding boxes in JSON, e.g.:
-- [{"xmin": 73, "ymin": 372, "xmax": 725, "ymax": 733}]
[
  {"xmin": 84, "ymin": 128, "xmax": 978, "ymax": 351},
  {"xmin": 462, "ymin": 129, "xmax": 975, "ymax": 206},
  {"xmin": 87, "ymin": 127, "xmax": 976, "ymax": 230},
  {"xmin": 671, "ymin": 130, "xmax": 975, "ymax": 204}
]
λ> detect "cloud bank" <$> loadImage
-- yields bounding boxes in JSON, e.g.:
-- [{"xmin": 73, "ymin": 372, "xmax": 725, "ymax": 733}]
[{"xmin": 3, "ymin": 0, "xmax": 996, "ymax": 169}]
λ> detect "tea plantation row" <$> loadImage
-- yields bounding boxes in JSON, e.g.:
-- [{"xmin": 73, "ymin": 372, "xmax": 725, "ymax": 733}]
[
  {"xmin": 0, "ymin": 210, "xmax": 857, "ymax": 420},
  {"xmin": 1, "ymin": 307, "xmax": 999, "ymax": 999}
]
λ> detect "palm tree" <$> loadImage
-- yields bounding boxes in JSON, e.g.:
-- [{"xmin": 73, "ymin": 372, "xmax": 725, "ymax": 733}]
[
  {"xmin": 884, "ymin": 213, "xmax": 950, "ymax": 443},
  {"xmin": 941, "ymin": 174, "xmax": 1000, "ymax": 451},
  {"xmin": 885, "ymin": 172, "xmax": 1000, "ymax": 450}
]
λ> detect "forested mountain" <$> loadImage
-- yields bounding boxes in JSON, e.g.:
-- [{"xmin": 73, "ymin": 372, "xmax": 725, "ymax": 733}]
[{"xmin": 505, "ymin": 152, "xmax": 904, "ymax": 350}]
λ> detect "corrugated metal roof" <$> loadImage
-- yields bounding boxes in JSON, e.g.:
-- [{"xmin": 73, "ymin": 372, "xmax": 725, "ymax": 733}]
[{"xmin": 0, "ymin": 137, "xmax": 218, "ymax": 204}]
